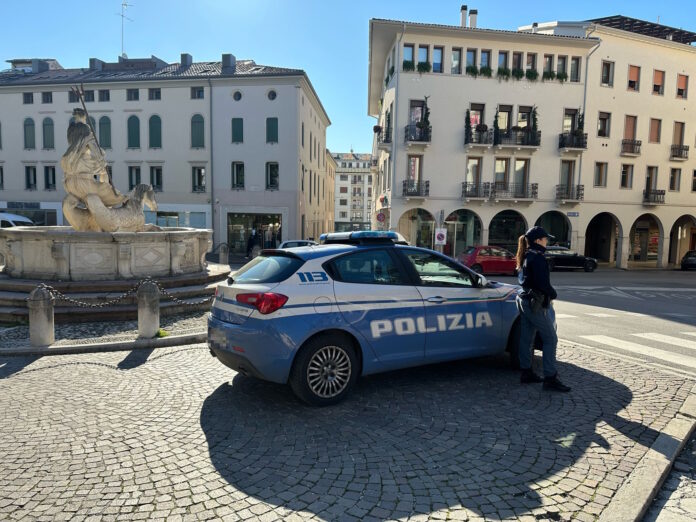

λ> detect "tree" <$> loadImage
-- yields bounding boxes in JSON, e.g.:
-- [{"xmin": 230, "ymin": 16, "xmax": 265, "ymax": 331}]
[
  {"xmin": 493, "ymin": 107, "xmax": 501, "ymax": 145},
  {"xmin": 465, "ymin": 109, "xmax": 473, "ymax": 144}
]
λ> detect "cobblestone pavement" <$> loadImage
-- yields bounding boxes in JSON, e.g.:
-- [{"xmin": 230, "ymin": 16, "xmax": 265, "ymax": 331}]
[
  {"xmin": 645, "ymin": 434, "xmax": 696, "ymax": 522},
  {"xmin": 0, "ymin": 343, "xmax": 693, "ymax": 521}
]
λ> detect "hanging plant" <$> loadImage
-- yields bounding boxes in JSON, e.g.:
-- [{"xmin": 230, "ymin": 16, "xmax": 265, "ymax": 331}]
[
  {"xmin": 497, "ymin": 67, "xmax": 511, "ymax": 80},
  {"xmin": 542, "ymin": 70, "xmax": 556, "ymax": 81},
  {"xmin": 403, "ymin": 60, "xmax": 415, "ymax": 72},
  {"xmin": 525, "ymin": 69, "xmax": 539, "ymax": 81},
  {"xmin": 465, "ymin": 65, "xmax": 479, "ymax": 77},
  {"xmin": 556, "ymin": 71, "xmax": 568, "ymax": 83},
  {"xmin": 479, "ymin": 66, "xmax": 493, "ymax": 78},
  {"xmin": 417, "ymin": 61, "xmax": 431, "ymax": 73},
  {"xmin": 511, "ymin": 68, "xmax": 524, "ymax": 80}
]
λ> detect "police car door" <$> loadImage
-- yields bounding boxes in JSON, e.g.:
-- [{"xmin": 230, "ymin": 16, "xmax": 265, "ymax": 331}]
[
  {"xmin": 328, "ymin": 248, "xmax": 426, "ymax": 370},
  {"xmin": 398, "ymin": 248, "xmax": 502, "ymax": 361}
]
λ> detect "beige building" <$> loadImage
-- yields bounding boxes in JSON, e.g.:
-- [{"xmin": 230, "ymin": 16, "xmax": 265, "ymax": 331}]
[
  {"xmin": 333, "ymin": 152, "xmax": 373, "ymax": 231},
  {"xmin": 368, "ymin": 10, "xmax": 696, "ymax": 268}
]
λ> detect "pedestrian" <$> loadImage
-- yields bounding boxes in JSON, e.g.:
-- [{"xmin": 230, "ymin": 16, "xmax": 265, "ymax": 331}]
[
  {"xmin": 515, "ymin": 226, "xmax": 571, "ymax": 392},
  {"xmin": 245, "ymin": 230, "xmax": 256, "ymax": 259}
]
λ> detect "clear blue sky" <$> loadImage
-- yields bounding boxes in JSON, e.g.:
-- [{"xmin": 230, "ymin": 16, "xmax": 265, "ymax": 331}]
[{"xmin": 2, "ymin": 1, "xmax": 693, "ymax": 153}]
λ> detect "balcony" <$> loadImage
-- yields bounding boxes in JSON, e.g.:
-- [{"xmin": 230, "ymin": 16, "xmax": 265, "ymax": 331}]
[
  {"xmin": 643, "ymin": 189, "xmax": 665, "ymax": 206},
  {"xmin": 370, "ymin": 158, "xmax": 378, "ymax": 172},
  {"xmin": 404, "ymin": 124, "xmax": 431, "ymax": 147},
  {"xmin": 621, "ymin": 139, "xmax": 642, "ymax": 157},
  {"xmin": 558, "ymin": 132, "xmax": 587, "ymax": 152},
  {"xmin": 495, "ymin": 129, "xmax": 542, "ymax": 150},
  {"xmin": 464, "ymin": 129, "xmax": 493, "ymax": 150},
  {"xmin": 461, "ymin": 181, "xmax": 488, "ymax": 200},
  {"xmin": 555, "ymin": 184, "xmax": 584, "ymax": 203},
  {"xmin": 377, "ymin": 129, "xmax": 392, "ymax": 151},
  {"xmin": 490, "ymin": 182, "xmax": 538, "ymax": 202},
  {"xmin": 402, "ymin": 180, "xmax": 430, "ymax": 198},
  {"xmin": 670, "ymin": 144, "xmax": 689, "ymax": 161}
]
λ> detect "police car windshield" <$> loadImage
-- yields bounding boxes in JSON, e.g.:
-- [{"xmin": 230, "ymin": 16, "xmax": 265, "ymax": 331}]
[{"xmin": 232, "ymin": 255, "xmax": 304, "ymax": 284}]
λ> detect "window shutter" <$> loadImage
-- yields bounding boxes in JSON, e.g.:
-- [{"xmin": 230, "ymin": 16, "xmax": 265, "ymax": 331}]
[
  {"xmin": 24, "ymin": 118, "xmax": 35, "ymax": 149},
  {"xmin": 232, "ymin": 118, "xmax": 243, "ymax": 142},
  {"xmin": 654, "ymin": 70, "xmax": 664, "ymax": 87},
  {"xmin": 149, "ymin": 115, "xmax": 162, "ymax": 148},
  {"xmin": 127, "ymin": 115, "xmax": 140, "ymax": 148},
  {"xmin": 191, "ymin": 115, "xmax": 204, "ymax": 147},
  {"xmin": 649, "ymin": 119, "xmax": 661, "ymax": 142},
  {"xmin": 629, "ymin": 66, "xmax": 640, "ymax": 82},
  {"xmin": 267, "ymin": 117, "xmax": 278, "ymax": 143},
  {"xmin": 624, "ymin": 116, "xmax": 636, "ymax": 139},
  {"xmin": 99, "ymin": 117, "xmax": 111, "ymax": 148},
  {"xmin": 43, "ymin": 118, "xmax": 54, "ymax": 149}
]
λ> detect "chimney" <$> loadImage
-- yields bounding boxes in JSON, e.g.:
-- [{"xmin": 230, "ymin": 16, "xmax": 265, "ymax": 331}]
[
  {"xmin": 180, "ymin": 53, "xmax": 192, "ymax": 67},
  {"xmin": 469, "ymin": 9, "xmax": 478, "ymax": 29},
  {"xmin": 461, "ymin": 5, "xmax": 468, "ymax": 27},
  {"xmin": 532, "ymin": 22, "xmax": 538, "ymax": 33},
  {"xmin": 89, "ymin": 58, "xmax": 104, "ymax": 71},
  {"xmin": 222, "ymin": 53, "xmax": 236, "ymax": 74}
]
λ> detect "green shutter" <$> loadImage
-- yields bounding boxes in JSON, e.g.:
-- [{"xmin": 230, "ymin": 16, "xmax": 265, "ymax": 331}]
[
  {"xmin": 24, "ymin": 118, "xmax": 35, "ymax": 149},
  {"xmin": 232, "ymin": 118, "xmax": 243, "ymax": 143},
  {"xmin": 42, "ymin": 118, "xmax": 54, "ymax": 149},
  {"xmin": 99, "ymin": 117, "xmax": 111, "ymax": 148},
  {"xmin": 266, "ymin": 117, "xmax": 278, "ymax": 143},
  {"xmin": 127, "ymin": 115, "xmax": 140, "ymax": 148},
  {"xmin": 149, "ymin": 115, "xmax": 162, "ymax": 148},
  {"xmin": 191, "ymin": 114, "xmax": 204, "ymax": 148}
]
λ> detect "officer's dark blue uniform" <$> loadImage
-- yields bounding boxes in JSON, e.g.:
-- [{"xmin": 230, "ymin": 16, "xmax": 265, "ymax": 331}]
[{"xmin": 516, "ymin": 226, "xmax": 570, "ymax": 392}]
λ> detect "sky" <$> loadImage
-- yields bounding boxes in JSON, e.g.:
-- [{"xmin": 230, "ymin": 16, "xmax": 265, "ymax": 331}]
[{"xmin": 2, "ymin": 0, "xmax": 694, "ymax": 153}]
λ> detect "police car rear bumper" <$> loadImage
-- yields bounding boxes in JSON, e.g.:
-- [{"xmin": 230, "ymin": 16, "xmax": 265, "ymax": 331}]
[{"xmin": 207, "ymin": 314, "xmax": 291, "ymax": 384}]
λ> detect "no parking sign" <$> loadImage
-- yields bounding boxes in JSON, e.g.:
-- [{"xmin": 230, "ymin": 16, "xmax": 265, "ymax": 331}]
[{"xmin": 435, "ymin": 228, "xmax": 447, "ymax": 246}]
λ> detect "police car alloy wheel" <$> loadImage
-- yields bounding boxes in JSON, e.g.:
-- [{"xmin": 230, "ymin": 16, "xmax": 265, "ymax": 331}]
[{"xmin": 290, "ymin": 334, "xmax": 359, "ymax": 406}]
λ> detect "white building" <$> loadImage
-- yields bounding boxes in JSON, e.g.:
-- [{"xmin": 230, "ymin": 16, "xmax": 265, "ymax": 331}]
[
  {"xmin": 332, "ymin": 152, "xmax": 373, "ymax": 231},
  {"xmin": 0, "ymin": 53, "xmax": 331, "ymax": 253},
  {"xmin": 368, "ymin": 10, "xmax": 696, "ymax": 268}
]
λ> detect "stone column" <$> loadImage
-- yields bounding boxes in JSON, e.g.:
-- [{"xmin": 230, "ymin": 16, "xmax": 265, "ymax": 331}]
[
  {"xmin": 657, "ymin": 233, "xmax": 668, "ymax": 268},
  {"xmin": 219, "ymin": 244, "xmax": 229, "ymax": 265},
  {"xmin": 617, "ymin": 235, "xmax": 631, "ymax": 269},
  {"xmin": 28, "ymin": 287, "xmax": 55, "ymax": 347},
  {"xmin": 137, "ymin": 281, "xmax": 160, "ymax": 339},
  {"xmin": 480, "ymin": 228, "xmax": 489, "ymax": 247}
]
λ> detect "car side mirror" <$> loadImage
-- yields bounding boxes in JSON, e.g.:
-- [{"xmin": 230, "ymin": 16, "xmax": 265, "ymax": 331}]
[{"xmin": 477, "ymin": 274, "xmax": 488, "ymax": 288}]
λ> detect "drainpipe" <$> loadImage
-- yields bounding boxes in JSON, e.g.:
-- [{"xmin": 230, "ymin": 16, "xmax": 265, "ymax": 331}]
[
  {"xmin": 390, "ymin": 22, "xmax": 406, "ymax": 231},
  {"xmin": 207, "ymin": 78, "xmax": 215, "ymax": 241},
  {"xmin": 579, "ymin": 24, "xmax": 600, "ymax": 186}
]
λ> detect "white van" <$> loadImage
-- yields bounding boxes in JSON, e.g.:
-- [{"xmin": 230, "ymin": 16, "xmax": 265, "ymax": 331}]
[{"xmin": 0, "ymin": 213, "xmax": 35, "ymax": 228}]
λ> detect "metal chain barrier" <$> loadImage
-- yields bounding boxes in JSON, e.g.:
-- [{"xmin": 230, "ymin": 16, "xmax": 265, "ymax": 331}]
[{"xmin": 149, "ymin": 278, "xmax": 215, "ymax": 306}]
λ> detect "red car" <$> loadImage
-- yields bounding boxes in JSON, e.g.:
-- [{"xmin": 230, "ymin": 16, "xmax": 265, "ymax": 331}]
[{"xmin": 456, "ymin": 245, "xmax": 517, "ymax": 275}]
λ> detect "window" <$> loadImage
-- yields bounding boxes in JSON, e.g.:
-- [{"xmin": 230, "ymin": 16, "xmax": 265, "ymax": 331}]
[
  {"xmin": 514, "ymin": 159, "xmax": 530, "ymax": 187},
  {"xmin": 494, "ymin": 158, "xmax": 509, "ymax": 185},
  {"xmin": 418, "ymin": 45, "xmax": 428, "ymax": 65},
  {"xmin": 620, "ymin": 164, "xmax": 633, "ymax": 189},
  {"xmin": 670, "ymin": 168, "xmax": 681, "ymax": 191},
  {"xmin": 340, "ymin": 186, "xmax": 347, "ymax": 193},
  {"xmin": 150, "ymin": 166, "xmax": 163, "ymax": 192},
  {"xmin": 98, "ymin": 89, "xmax": 110, "ymax": 102},
  {"xmin": 649, "ymin": 119, "xmax": 661, "ymax": 143},
  {"xmin": 268, "ymin": 90, "xmax": 277, "ymax": 100},
  {"xmin": 192, "ymin": 166, "xmax": 206, "ymax": 192},
  {"xmin": 601, "ymin": 61, "xmax": 614, "ymax": 86},
  {"xmin": 25, "ymin": 166, "xmax": 37, "ymax": 190},
  {"xmin": 466, "ymin": 157, "xmax": 481, "ymax": 185},
  {"xmin": 677, "ymin": 74, "xmax": 688, "ymax": 99},
  {"xmin": 266, "ymin": 162, "xmax": 279, "ymax": 190},
  {"xmin": 42, "ymin": 117, "xmax": 54, "ymax": 149},
  {"xmin": 84, "ymin": 90, "xmax": 94, "ymax": 102},
  {"xmin": 646, "ymin": 166, "xmax": 658, "ymax": 190},
  {"xmin": 339, "ymin": 199, "xmax": 347, "ymax": 206},
  {"xmin": 557, "ymin": 55, "xmax": 567, "ymax": 76},
  {"xmin": 432, "ymin": 46, "xmax": 443, "ymax": 73},
  {"xmin": 68, "ymin": 90, "xmax": 79, "ymax": 103},
  {"xmin": 339, "ymin": 212, "xmax": 348, "ymax": 219},
  {"xmin": 149, "ymin": 115, "xmax": 162, "ymax": 148},
  {"xmin": 232, "ymin": 118, "xmax": 243, "ymax": 143},
  {"xmin": 127, "ymin": 115, "xmax": 140, "ymax": 148},
  {"xmin": 233, "ymin": 91, "xmax": 242, "ymax": 101},
  {"xmin": 148, "ymin": 88, "xmax": 161, "ymax": 100},
  {"xmin": 498, "ymin": 51, "xmax": 508, "ymax": 69},
  {"xmin": 331, "ymin": 250, "xmax": 406, "ymax": 285},
  {"xmin": 231, "ymin": 162, "xmax": 244, "ymax": 189},
  {"xmin": 126, "ymin": 89, "xmax": 139, "ymax": 101},
  {"xmin": 191, "ymin": 86, "xmax": 204, "ymax": 99},
  {"xmin": 512, "ymin": 52, "xmax": 523, "ymax": 70},
  {"xmin": 23, "ymin": 92, "xmax": 33, "ymax": 104},
  {"xmin": 128, "ymin": 166, "xmax": 141, "ymax": 190},
  {"xmin": 598, "ymin": 112, "xmax": 611, "ymax": 137},
  {"xmin": 451, "ymin": 47, "xmax": 462, "ymax": 74},
  {"xmin": 594, "ymin": 162, "xmax": 608, "ymax": 187},
  {"xmin": 570, "ymin": 57, "xmax": 581, "ymax": 82},
  {"xmin": 24, "ymin": 118, "xmax": 35, "ymax": 149},
  {"xmin": 44, "ymin": 166, "xmax": 56, "ymax": 190},
  {"xmin": 497, "ymin": 105, "xmax": 512, "ymax": 132},
  {"xmin": 517, "ymin": 106, "xmax": 532, "ymax": 128},
  {"xmin": 99, "ymin": 116, "xmax": 111, "ymax": 148},
  {"xmin": 624, "ymin": 115, "xmax": 637, "ymax": 140},
  {"xmin": 653, "ymin": 70, "xmax": 665, "ymax": 95},
  {"xmin": 340, "ymin": 174, "xmax": 348, "ymax": 181},
  {"xmin": 191, "ymin": 114, "xmax": 204, "ymax": 148},
  {"xmin": 266, "ymin": 117, "xmax": 278, "ymax": 143},
  {"xmin": 403, "ymin": 44, "xmax": 414, "ymax": 67},
  {"xmin": 403, "ymin": 251, "xmax": 473, "ymax": 287},
  {"xmin": 480, "ymin": 50, "xmax": 491, "ymax": 69},
  {"xmin": 466, "ymin": 49, "xmax": 477, "ymax": 67},
  {"xmin": 42, "ymin": 92, "xmax": 52, "ymax": 104},
  {"xmin": 544, "ymin": 54, "xmax": 554, "ymax": 73},
  {"xmin": 628, "ymin": 65, "xmax": 640, "ymax": 91},
  {"xmin": 470, "ymin": 103, "xmax": 484, "ymax": 126},
  {"xmin": 526, "ymin": 53, "xmax": 537, "ymax": 71}
]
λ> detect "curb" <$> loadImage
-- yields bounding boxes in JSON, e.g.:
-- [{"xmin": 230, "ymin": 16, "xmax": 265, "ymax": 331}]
[
  {"xmin": 0, "ymin": 332, "xmax": 207, "ymax": 356},
  {"xmin": 598, "ymin": 383, "xmax": 696, "ymax": 522}
]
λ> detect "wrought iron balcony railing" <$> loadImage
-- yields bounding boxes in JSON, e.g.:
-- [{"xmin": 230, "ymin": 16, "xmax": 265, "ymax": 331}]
[
  {"xmin": 465, "ymin": 130, "xmax": 493, "ymax": 145},
  {"xmin": 643, "ymin": 189, "xmax": 665, "ymax": 205},
  {"xmin": 402, "ymin": 180, "xmax": 430, "ymax": 197},
  {"xmin": 461, "ymin": 182, "xmax": 488, "ymax": 199},
  {"xmin": 621, "ymin": 139, "xmax": 642, "ymax": 155},
  {"xmin": 378, "ymin": 128, "xmax": 392, "ymax": 146},
  {"xmin": 670, "ymin": 144, "xmax": 689, "ymax": 160},
  {"xmin": 496, "ymin": 129, "xmax": 541, "ymax": 147},
  {"xmin": 558, "ymin": 132, "xmax": 588, "ymax": 149},
  {"xmin": 490, "ymin": 182, "xmax": 538, "ymax": 199},
  {"xmin": 555, "ymin": 184, "xmax": 584, "ymax": 200},
  {"xmin": 404, "ymin": 123, "xmax": 432, "ymax": 143}
]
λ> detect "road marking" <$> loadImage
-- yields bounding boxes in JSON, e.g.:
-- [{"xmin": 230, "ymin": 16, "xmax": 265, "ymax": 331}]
[
  {"xmin": 662, "ymin": 313, "xmax": 693, "ymax": 318},
  {"xmin": 633, "ymin": 333, "xmax": 696, "ymax": 351},
  {"xmin": 683, "ymin": 332, "xmax": 696, "ymax": 338},
  {"xmin": 585, "ymin": 313, "xmax": 617, "ymax": 318},
  {"xmin": 580, "ymin": 335, "xmax": 696, "ymax": 370},
  {"xmin": 555, "ymin": 314, "xmax": 577, "ymax": 319},
  {"xmin": 621, "ymin": 312, "xmax": 648, "ymax": 317}
]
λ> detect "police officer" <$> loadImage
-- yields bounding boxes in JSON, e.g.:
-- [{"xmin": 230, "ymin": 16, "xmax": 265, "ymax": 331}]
[{"xmin": 515, "ymin": 226, "xmax": 571, "ymax": 392}]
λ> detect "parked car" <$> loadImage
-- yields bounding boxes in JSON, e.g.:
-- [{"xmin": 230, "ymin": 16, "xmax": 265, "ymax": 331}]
[
  {"xmin": 681, "ymin": 250, "xmax": 696, "ymax": 270},
  {"xmin": 0, "ymin": 213, "xmax": 35, "ymax": 228},
  {"xmin": 279, "ymin": 240, "xmax": 318, "ymax": 249},
  {"xmin": 545, "ymin": 246, "xmax": 597, "ymax": 272},
  {"xmin": 456, "ymin": 245, "xmax": 517, "ymax": 275}
]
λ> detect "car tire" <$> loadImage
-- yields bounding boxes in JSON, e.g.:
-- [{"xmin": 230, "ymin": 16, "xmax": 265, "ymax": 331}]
[
  {"xmin": 289, "ymin": 333, "xmax": 359, "ymax": 406},
  {"xmin": 472, "ymin": 264, "xmax": 483, "ymax": 274},
  {"xmin": 507, "ymin": 320, "xmax": 521, "ymax": 369},
  {"xmin": 583, "ymin": 260, "xmax": 596, "ymax": 272}
]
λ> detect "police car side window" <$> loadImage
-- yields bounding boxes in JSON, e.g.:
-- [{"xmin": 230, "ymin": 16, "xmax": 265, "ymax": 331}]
[
  {"xmin": 0, "ymin": 220, "xmax": 11, "ymax": 228},
  {"xmin": 403, "ymin": 251, "xmax": 473, "ymax": 287},
  {"xmin": 331, "ymin": 250, "xmax": 406, "ymax": 285}
]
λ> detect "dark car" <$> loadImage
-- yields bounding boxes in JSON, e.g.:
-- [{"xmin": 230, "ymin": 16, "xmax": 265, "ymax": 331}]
[
  {"xmin": 545, "ymin": 246, "xmax": 597, "ymax": 272},
  {"xmin": 681, "ymin": 250, "xmax": 696, "ymax": 270}
]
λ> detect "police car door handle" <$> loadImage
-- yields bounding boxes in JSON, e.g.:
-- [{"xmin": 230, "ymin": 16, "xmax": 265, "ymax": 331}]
[{"xmin": 427, "ymin": 296, "xmax": 447, "ymax": 303}]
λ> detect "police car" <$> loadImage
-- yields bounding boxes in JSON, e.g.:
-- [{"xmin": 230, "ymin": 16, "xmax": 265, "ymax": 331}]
[{"xmin": 208, "ymin": 231, "xmax": 521, "ymax": 406}]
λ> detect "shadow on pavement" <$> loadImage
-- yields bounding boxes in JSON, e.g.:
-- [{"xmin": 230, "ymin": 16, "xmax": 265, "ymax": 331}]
[
  {"xmin": 200, "ymin": 355, "xmax": 668, "ymax": 519},
  {"xmin": 117, "ymin": 348, "xmax": 155, "ymax": 370},
  {"xmin": 0, "ymin": 355, "xmax": 41, "ymax": 379}
]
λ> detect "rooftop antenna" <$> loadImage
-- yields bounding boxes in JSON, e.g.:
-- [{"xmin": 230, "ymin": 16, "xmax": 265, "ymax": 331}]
[{"xmin": 117, "ymin": 1, "xmax": 134, "ymax": 58}]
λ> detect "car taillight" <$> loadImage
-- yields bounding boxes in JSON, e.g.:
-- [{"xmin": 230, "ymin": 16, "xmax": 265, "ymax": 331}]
[{"xmin": 236, "ymin": 292, "xmax": 288, "ymax": 314}]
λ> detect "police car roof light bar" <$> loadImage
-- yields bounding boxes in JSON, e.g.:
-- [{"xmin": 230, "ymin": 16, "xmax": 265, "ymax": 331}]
[{"xmin": 320, "ymin": 231, "xmax": 398, "ymax": 245}]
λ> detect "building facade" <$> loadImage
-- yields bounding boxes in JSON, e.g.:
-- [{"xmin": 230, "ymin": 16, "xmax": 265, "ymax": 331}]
[
  {"xmin": 0, "ymin": 53, "xmax": 331, "ymax": 252},
  {"xmin": 333, "ymin": 152, "xmax": 373, "ymax": 231},
  {"xmin": 368, "ymin": 10, "xmax": 696, "ymax": 268}
]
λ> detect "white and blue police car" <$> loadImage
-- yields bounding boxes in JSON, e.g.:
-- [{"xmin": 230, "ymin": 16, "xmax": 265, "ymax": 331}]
[{"xmin": 208, "ymin": 231, "xmax": 521, "ymax": 406}]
